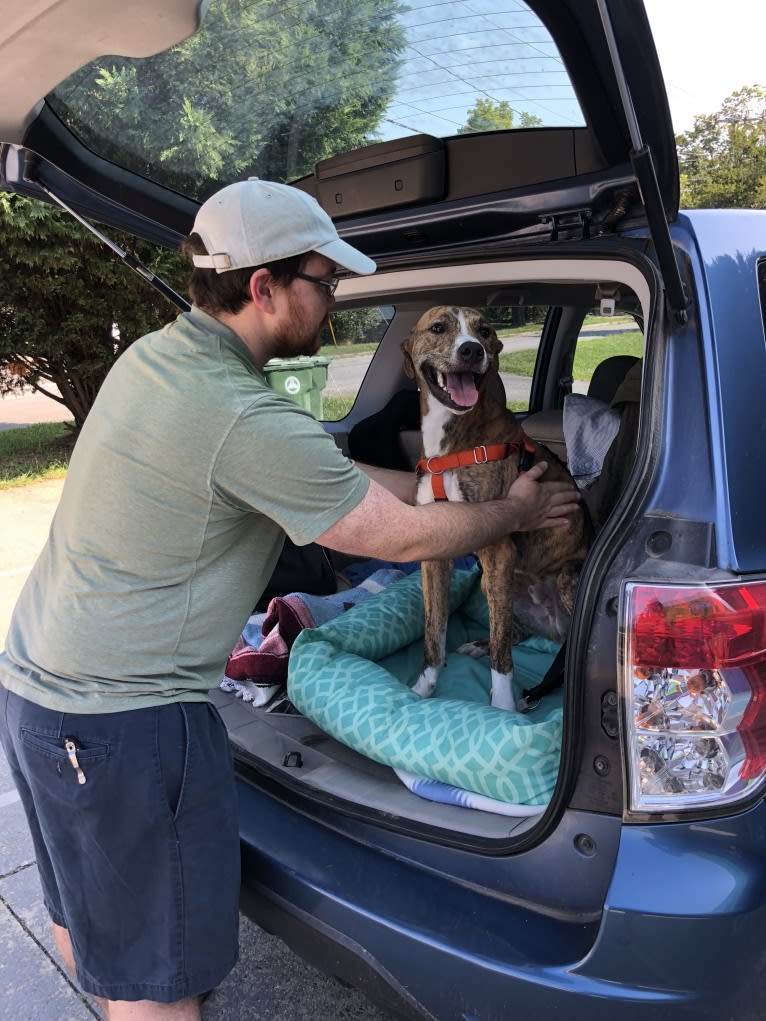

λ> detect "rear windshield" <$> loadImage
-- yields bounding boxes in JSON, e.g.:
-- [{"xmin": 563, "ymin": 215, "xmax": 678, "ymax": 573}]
[{"xmin": 45, "ymin": 0, "xmax": 584, "ymax": 202}]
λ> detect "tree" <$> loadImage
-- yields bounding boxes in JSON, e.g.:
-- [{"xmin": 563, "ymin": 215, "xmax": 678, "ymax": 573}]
[
  {"xmin": 0, "ymin": 0, "xmax": 406, "ymax": 426},
  {"xmin": 676, "ymin": 86, "xmax": 766, "ymax": 209},
  {"xmin": 0, "ymin": 194, "xmax": 187, "ymax": 429},
  {"xmin": 458, "ymin": 98, "xmax": 542, "ymax": 134}
]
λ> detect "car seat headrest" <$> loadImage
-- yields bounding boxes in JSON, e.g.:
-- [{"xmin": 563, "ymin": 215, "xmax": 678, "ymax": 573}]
[{"xmin": 587, "ymin": 355, "xmax": 640, "ymax": 404}]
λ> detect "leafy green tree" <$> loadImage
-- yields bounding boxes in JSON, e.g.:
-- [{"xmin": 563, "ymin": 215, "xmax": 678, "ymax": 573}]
[
  {"xmin": 677, "ymin": 86, "xmax": 766, "ymax": 209},
  {"xmin": 458, "ymin": 98, "xmax": 542, "ymax": 134},
  {"xmin": 324, "ymin": 308, "xmax": 388, "ymax": 346},
  {"xmin": 0, "ymin": 194, "xmax": 187, "ymax": 429}
]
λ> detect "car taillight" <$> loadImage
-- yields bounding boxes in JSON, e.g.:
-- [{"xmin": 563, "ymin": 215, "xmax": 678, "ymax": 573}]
[{"xmin": 622, "ymin": 580, "xmax": 766, "ymax": 813}]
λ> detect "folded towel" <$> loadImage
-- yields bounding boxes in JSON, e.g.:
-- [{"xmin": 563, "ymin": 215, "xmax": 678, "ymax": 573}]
[{"xmin": 221, "ymin": 567, "xmax": 407, "ymax": 706}]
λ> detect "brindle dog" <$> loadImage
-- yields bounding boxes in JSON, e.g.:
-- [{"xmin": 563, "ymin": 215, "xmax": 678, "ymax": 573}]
[{"xmin": 402, "ymin": 306, "xmax": 589, "ymax": 711}]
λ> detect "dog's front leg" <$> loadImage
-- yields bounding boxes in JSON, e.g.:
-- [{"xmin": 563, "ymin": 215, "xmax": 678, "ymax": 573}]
[
  {"xmin": 477, "ymin": 538, "xmax": 518, "ymax": 711},
  {"xmin": 412, "ymin": 558, "xmax": 453, "ymax": 699}
]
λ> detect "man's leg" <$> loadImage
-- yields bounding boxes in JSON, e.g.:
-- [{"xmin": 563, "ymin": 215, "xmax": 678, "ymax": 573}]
[
  {"xmin": 53, "ymin": 924, "xmax": 109, "ymax": 1016},
  {"xmin": 107, "ymin": 996, "xmax": 202, "ymax": 1020},
  {"xmin": 55, "ymin": 922, "xmax": 202, "ymax": 1020}
]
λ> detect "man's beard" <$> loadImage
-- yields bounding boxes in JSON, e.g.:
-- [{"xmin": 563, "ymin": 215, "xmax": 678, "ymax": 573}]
[{"xmin": 271, "ymin": 293, "xmax": 326, "ymax": 358}]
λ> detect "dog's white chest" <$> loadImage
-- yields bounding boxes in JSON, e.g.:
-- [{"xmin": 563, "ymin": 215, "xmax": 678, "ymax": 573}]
[{"xmin": 417, "ymin": 400, "xmax": 468, "ymax": 505}]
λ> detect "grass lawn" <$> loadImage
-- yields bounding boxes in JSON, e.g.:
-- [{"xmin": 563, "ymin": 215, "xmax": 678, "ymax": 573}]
[
  {"xmin": 0, "ymin": 421, "xmax": 76, "ymax": 489},
  {"xmin": 499, "ymin": 331, "xmax": 642, "ymax": 378},
  {"xmin": 319, "ymin": 342, "xmax": 378, "ymax": 358}
]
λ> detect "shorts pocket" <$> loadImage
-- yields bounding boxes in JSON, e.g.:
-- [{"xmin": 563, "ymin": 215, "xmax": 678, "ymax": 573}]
[
  {"xmin": 157, "ymin": 703, "xmax": 189, "ymax": 822},
  {"xmin": 19, "ymin": 727, "xmax": 109, "ymax": 787}
]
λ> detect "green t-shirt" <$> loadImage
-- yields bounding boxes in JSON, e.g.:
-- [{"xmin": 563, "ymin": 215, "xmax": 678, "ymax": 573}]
[{"xmin": 0, "ymin": 307, "xmax": 369, "ymax": 712}]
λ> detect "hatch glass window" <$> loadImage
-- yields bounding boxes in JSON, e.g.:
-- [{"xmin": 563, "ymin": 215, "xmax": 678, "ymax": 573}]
[{"xmin": 45, "ymin": 0, "xmax": 584, "ymax": 201}]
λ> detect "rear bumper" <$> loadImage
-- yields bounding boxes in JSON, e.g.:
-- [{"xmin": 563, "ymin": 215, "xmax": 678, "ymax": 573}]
[{"xmin": 237, "ymin": 778, "xmax": 766, "ymax": 1021}]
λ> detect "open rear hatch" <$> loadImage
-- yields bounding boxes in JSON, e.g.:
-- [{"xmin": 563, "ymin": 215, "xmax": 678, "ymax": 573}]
[
  {"xmin": 1, "ymin": 1, "xmax": 682, "ymax": 310},
  {"xmin": 0, "ymin": 0, "xmax": 679, "ymax": 838}
]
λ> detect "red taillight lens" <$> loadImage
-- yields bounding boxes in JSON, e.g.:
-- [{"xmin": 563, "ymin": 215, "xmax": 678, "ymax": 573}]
[
  {"xmin": 632, "ymin": 585, "xmax": 766, "ymax": 669},
  {"xmin": 623, "ymin": 581, "xmax": 766, "ymax": 812}
]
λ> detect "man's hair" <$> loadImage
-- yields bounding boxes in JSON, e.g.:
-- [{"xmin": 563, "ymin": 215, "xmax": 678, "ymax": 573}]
[{"xmin": 181, "ymin": 234, "xmax": 307, "ymax": 315}]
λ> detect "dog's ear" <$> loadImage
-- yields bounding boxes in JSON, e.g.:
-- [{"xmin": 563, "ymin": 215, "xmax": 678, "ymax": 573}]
[
  {"xmin": 401, "ymin": 337, "xmax": 416, "ymax": 379},
  {"xmin": 489, "ymin": 329, "xmax": 503, "ymax": 358},
  {"xmin": 486, "ymin": 328, "xmax": 502, "ymax": 374}
]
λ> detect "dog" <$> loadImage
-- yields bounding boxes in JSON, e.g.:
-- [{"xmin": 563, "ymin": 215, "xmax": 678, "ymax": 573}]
[{"xmin": 401, "ymin": 306, "xmax": 590, "ymax": 712}]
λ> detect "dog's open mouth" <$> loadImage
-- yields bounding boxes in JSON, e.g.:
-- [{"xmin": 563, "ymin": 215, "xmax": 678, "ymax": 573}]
[{"xmin": 422, "ymin": 364, "xmax": 482, "ymax": 410}]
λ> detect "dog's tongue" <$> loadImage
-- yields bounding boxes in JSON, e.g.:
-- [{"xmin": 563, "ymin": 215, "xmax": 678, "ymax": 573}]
[{"xmin": 444, "ymin": 372, "xmax": 479, "ymax": 407}]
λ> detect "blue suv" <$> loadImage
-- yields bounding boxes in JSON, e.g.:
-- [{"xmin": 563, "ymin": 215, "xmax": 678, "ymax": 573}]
[{"xmin": 2, "ymin": 1, "xmax": 765, "ymax": 1018}]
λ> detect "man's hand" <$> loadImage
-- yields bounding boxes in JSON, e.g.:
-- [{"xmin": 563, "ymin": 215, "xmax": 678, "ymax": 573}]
[{"xmin": 506, "ymin": 461, "xmax": 581, "ymax": 531}]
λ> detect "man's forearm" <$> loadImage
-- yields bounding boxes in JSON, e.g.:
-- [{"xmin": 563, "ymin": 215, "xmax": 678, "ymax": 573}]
[
  {"xmin": 319, "ymin": 479, "xmax": 549, "ymax": 563},
  {"xmin": 380, "ymin": 497, "xmax": 523, "ymax": 562}
]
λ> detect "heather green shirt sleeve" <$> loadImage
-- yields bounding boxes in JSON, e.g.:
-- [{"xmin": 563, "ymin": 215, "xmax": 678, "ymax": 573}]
[{"xmin": 0, "ymin": 308, "xmax": 369, "ymax": 713}]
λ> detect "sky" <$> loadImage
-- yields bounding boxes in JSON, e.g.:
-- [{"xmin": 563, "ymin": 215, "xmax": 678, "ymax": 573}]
[{"xmin": 643, "ymin": 0, "xmax": 766, "ymax": 133}]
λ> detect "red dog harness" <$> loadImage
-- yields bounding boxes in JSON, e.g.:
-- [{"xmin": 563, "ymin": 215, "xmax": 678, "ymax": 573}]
[{"xmin": 416, "ymin": 433, "xmax": 537, "ymax": 501}]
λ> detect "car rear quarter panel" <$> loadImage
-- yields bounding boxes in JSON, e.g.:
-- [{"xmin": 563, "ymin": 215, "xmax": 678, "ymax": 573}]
[{"xmin": 668, "ymin": 211, "xmax": 766, "ymax": 572}]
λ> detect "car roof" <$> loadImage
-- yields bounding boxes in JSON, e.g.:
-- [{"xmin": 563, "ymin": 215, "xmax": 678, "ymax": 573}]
[{"xmin": 0, "ymin": 0, "xmax": 677, "ymax": 252}]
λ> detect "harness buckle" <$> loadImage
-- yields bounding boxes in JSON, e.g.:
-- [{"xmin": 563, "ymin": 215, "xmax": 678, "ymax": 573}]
[
  {"xmin": 425, "ymin": 456, "xmax": 444, "ymax": 475},
  {"xmin": 473, "ymin": 445, "xmax": 489, "ymax": 464}
]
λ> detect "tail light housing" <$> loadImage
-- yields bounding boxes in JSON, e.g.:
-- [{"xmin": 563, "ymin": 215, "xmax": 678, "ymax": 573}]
[{"xmin": 622, "ymin": 580, "xmax": 766, "ymax": 813}]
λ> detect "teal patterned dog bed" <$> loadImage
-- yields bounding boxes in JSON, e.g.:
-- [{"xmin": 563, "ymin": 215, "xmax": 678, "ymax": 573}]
[{"xmin": 288, "ymin": 567, "xmax": 563, "ymax": 806}]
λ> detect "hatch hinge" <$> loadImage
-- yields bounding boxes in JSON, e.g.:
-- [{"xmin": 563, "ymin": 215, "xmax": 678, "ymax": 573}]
[
  {"xmin": 596, "ymin": 0, "xmax": 689, "ymax": 325},
  {"xmin": 540, "ymin": 208, "xmax": 592, "ymax": 242}
]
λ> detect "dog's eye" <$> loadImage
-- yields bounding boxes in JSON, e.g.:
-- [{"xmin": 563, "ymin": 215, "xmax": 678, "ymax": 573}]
[
  {"xmin": 429, "ymin": 322, "xmax": 445, "ymax": 334},
  {"xmin": 479, "ymin": 325, "xmax": 492, "ymax": 338}
]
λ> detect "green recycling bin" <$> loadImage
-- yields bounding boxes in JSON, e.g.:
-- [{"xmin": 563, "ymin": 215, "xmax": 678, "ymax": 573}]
[{"xmin": 262, "ymin": 355, "xmax": 329, "ymax": 418}]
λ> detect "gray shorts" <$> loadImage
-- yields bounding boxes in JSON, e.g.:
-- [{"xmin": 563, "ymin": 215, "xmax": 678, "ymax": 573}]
[{"xmin": 0, "ymin": 685, "xmax": 240, "ymax": 1003}]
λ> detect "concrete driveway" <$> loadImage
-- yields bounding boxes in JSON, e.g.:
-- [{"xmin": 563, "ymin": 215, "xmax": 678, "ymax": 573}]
[{"xmin": 0, "ymin": 478, "xmax": 63, "ymax": 649}]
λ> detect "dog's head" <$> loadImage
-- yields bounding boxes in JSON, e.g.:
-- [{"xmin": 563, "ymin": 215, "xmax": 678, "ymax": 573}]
[{"xmin": 401, "ymin": 306, "xmax": 502, "ymax": 414}]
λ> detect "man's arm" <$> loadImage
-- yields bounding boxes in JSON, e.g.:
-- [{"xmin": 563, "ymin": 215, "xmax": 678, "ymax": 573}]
[
  {"xmin": 355, "ymin": 462, "xmax": 417, "ymax": 504},
  {"xmin": 317, "ymin": 461, "xmax": 580, "ymax": 563}
]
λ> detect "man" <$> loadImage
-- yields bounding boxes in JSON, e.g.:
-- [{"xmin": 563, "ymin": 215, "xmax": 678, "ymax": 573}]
[{"xmin": 0, "ymin": 179, "xmax": 579, "ymax": 1020}]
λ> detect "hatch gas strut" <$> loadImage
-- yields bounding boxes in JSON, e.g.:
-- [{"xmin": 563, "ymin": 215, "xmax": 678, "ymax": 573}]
[
  {"xmin": 596, "ymin": 0, "xmax": 689, "ymax": 325},
  {"xmin": 22, "ymin": 152, "xmax": 191, "ymax": 313}
]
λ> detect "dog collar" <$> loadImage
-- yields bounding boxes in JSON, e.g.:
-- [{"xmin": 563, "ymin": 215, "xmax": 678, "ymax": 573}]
[{"xmin": 416, "ymin": 434, "xmax": 536, "ymax": 501}]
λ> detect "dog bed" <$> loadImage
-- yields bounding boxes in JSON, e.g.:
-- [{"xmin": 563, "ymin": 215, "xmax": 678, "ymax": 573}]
[{"xmin": 288, "ymin": 567, "xmax": 563, "ymax": 806}]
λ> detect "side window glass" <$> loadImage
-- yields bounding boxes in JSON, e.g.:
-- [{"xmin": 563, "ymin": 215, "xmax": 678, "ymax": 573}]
[
  {"xmin": 572, "ymin": 308, "xmax": 644, "ymax": 400},
  {"xmin": 320, "ymin": 306, "xmax": 394, "ymax": 422},
  {"xmin": 758, "ymin": 260, "xmax": 766, "ymax": 343},
  {"xmin": 264, "ymin": 306, "xmax": 394, "ymax": 422},
  {"xmin": 479, "ymin": 305, "xmax": 547, "ymax": 411}
]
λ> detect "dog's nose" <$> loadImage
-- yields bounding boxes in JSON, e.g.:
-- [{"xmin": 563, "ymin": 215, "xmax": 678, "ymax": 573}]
[{"xmin": 458, "ymin": 340, "xmax": 485, "ymax": 365}]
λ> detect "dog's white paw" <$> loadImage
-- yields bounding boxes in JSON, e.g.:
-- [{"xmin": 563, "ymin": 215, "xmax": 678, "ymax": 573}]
[
  {"xmin": 490, "ymin": 669, "xmax": 516, "ymax": 712},
  {"xmin": 412, "ymin": 667, "xmax": 439, "ymax": 699},
  {"xmin": 456, "ymin": 639, "xmax": 489, "ymax": 659}
]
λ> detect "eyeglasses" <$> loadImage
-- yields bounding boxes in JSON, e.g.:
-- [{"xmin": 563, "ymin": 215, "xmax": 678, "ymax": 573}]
[{"xmin": 293, "ymin": 271, "xmax": 340, "ymax": 297}]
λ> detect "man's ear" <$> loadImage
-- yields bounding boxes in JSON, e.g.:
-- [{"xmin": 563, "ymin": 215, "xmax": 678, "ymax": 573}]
[{"xmin": 249, "ymin": 268, "xmax": 277, "ymax": 312}]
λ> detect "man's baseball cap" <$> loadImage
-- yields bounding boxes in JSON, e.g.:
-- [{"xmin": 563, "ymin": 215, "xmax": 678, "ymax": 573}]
[{"xmin": 191, "ymin": 178, "xmax": 376, "ymax": 276}]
